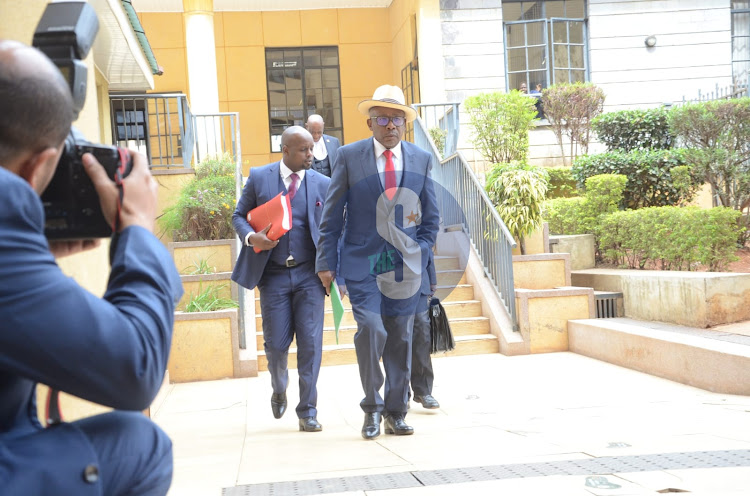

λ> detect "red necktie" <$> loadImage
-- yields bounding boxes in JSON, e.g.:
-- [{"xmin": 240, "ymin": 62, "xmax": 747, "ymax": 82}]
[
  {"xmin": 288, "ymin": 173, "xmax": 299, "ymax": 200},
  {"xmin": 383, "ymin": 150, "xmax": 396, "ymax": 200}
]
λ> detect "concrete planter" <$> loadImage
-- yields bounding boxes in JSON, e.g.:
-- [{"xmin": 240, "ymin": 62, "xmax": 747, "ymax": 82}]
[
  {"xmin": 168, "ymin": 239, "xmax": 237, "ymax": 275},
  {"xmin": 572, "ymin": 269, "xmax": 750, "ymax": 328},
  {"xmin": 549, "ymin": 234, "xmax": 595, "ymax": 270},
  {"xmin": 170, "ymin": 309, "xmax": 256, "ymax": 382}
]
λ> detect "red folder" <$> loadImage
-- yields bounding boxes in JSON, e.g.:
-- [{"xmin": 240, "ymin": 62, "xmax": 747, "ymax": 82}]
[{"xmin": 246, "ymin": 192, "xmax": 293, "ymax": 253}]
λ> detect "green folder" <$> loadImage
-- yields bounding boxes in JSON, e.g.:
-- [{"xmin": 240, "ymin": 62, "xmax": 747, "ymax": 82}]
[{"xmin": 330, "ymin": 282, "xmax": 344, "ymax": 344}]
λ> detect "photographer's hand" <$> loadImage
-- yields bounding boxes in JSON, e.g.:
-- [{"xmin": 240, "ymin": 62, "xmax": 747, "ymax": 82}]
[
  {"xmin": 83, "ymin": 151, "xmax": 158, "ymax": 233},
  {"xmin": 49, "ymin": 239, "xmax": 101, "ymax": 259}
]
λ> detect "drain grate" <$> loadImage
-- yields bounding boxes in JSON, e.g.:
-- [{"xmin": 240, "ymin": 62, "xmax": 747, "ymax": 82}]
[{"xmin": 223, "ymin": 449, "xmax": 750, "ymax": 495}]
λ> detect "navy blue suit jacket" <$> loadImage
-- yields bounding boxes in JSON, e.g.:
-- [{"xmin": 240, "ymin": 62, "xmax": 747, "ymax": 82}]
[
  {"xmin": 322, "ymin": 134, "xmax": 341, "ymax": 172},
  {"xmin": 0, "ymin": 167, "xmax": 183, "ymax": 493},
  {"xmin": 231, "ymin": 163, "xmax": 330, "ymax": 290},
  {"xmin": 315, "ymin": 138, "xmax": 439, "ymax": 283}
]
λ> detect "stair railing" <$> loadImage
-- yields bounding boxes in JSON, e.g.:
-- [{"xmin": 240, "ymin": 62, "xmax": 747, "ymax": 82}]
[{"xmin": 413, "ymin": 111, "xmax": 518, "ymax": 331}]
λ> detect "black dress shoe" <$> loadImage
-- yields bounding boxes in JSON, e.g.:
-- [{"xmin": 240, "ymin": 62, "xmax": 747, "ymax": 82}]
[
  {"xmin": 298, "ymin": 417, "xmax": 322, "ymax": 432},
  {"xmin": 413, "ymin": 394, "xmax": 440, "ymax": 409},
  {"xmin": 384, "ymin": 415, "xmax": 414, "ymax": 435},
  {"xmin": 361, "ymin": 412, "xmax": 382, "ymax": 440},
  {"xmin": 271, "ymin": 392, "xmax": 287, "ymax": 419}
]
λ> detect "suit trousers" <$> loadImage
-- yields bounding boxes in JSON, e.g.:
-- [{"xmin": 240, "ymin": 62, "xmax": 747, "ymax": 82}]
[
  {"xmin": 410, "ymin": 294, "xmax": 434, "ymax": 398},
  {"xmin": 4, "ymin": 411, "xmax": 172, "ymax": 496},
  {"xmin": 257, "ymin": 261, "xmax": 325, "ymax": 419},
  {"xmin": 345, "ymin": 275, "xmax": 420, "ymax": 417}
]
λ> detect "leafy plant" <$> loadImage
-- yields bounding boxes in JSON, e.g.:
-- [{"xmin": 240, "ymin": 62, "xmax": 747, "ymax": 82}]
[
  {"xmin": 668, "ymin": 98, "xmax": 750, "ymax": 244},
  {"xmin": 464, "ymin": 90, "xmax": 539, "ymax": 164},
  {"xmin": 428, "ymin": 127, "xmax": 447, "ymax": 156},
  {"xmin": 572, "ymin": 148, "xmax": 701, "ymax": 209},
  {"xmin": 542, "ymin": 174, "xmax": 626, "ymax": 261},
  {"xmin": 159, "ymin": 154, "xmax": 237, "ymax": 241},
  {"xmin": 546, "ymin": 167, "xmax": 578, "ymax": 199},
  {"xmin": 541, "ymin": 82, "xmax": 606, "ymax": 166},
  {"xmin": 598, "ymin": 206, "xmax": 743, "ymax": 271},
  {"xmin": 183, "ymin": 255, "xmax": 217, "ymax": 275},
  {"xmin": 485, "ymin": 161, "xmax": 548, "ymax": 254},
  {"xmin": 592, "ymin": 107, "xmax": 674, "ymax": 152},
  {"xmin": 183, "ymin": 283, "xmax": 238, "ymax": 312}
]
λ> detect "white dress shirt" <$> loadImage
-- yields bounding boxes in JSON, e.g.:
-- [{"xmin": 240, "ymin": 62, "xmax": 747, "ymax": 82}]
[
  {"xmin": 313, "ymin": 137, "xmax": 328, "ymax": 161},
  {"xmin": 373, "ymin": 139, "xmax": 403, "ymax": 190},
  {"xmin": 245, "ymin": 160, "xmax": 305, "ymax": 246}
]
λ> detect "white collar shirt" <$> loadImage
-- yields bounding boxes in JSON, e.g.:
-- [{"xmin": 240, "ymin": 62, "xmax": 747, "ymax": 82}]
[
  {"xmin": 313, "ymin": 137, "xmax": 328, "ymax": 161},
  {"xmin": 279, "ymin": 160, "xmax": 305, "ymax": 191},
  {"xmin": 373, "ymin": 139, "xmax": 403, "ymax": 190}
]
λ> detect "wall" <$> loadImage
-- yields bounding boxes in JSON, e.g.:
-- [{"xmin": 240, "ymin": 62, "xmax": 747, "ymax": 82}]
[
  {"xmin": 588, "ymin": 0, "xmax": 733, "ymax": 111},
  {"xmin": 437, "ymin": 0, "xmax": 735, "ymax": 169},
  {"xmin": 140, "ymin": 7, "xmax": 397, "ymax": 175}
]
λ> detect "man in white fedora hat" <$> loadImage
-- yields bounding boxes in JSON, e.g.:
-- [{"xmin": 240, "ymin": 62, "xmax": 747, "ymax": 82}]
[{"xmin": 316, "ymin": 85, "xmax": 439, "ymax": 440}]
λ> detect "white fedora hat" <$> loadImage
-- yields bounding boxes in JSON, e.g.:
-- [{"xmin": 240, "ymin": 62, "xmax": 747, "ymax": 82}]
[{"xmin": 357, "ymin": 85, "xmax": 418, "ymax": 123}]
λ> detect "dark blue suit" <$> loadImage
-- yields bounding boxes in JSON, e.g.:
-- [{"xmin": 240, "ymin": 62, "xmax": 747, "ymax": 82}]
[
  {"xmin": 411, "ymin": 252, "xmax": 437, "ymax": 398},
  {"xmin": 311, "ymin": 134, "xmax": 341, "ymax": 178},
  {"xmin": 231, "ymin": 163, "xmax": 330, "ymax": 418},
  {"xmin": 315, "ymin": 138, "xmax": 439, "ymax": 417},
  {"xmin": 0, "ymin": 167, "xmax": 183, "ymax": 495}
]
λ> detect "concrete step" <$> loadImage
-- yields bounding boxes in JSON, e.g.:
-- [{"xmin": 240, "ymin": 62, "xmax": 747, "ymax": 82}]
[
  {"xmin": 568, "ymin": 317, "xmax": 750, "ymax": 395},
  {"xmin": 256, "ymin": 316, "xmax": 492, "ymax": 349},
  {"xmin": 434, "ymin": 255, "xmax": 460, "ymax": 271},
  {"xmin": 255, "ymin": 300, "xmax": 484, "ymax": 330},
  {"xmin": 256, "ymin": 334, "xmax": 500, "ymax": 371},
  {"xmin": 253, "ymin": 284, "xmax": 476, "ymax": 313},
  {"xmin": 435, "ymin": 269, "xmax": 467, "ymax": 287}
]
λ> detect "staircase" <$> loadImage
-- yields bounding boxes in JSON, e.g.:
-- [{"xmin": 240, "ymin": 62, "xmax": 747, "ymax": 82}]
[{"xmin": 255, "ymin": 255, "xmax": 499, "ymax": 371}]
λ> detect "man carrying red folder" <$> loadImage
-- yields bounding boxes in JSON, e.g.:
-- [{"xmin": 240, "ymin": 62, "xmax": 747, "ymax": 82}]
[{"xmin": 231, "ymin": 126, "xmax": 331, "ymax": 432}]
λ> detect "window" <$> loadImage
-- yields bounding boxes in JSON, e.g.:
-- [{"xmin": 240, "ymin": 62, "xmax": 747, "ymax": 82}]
[
  {"xmin": 732, "ymin": 0, "xmax": 750, "ymax": 84},
  {"xmin": 502, "ymin": 0, "xmax": 587, "ymax": 93},
  {"xmin": 401, "ymin": 60, "xmax": 420, "ymax": 143},
  {"xmin": 265, "ymin": 47, "xmax": 343, "ymax": 152}
]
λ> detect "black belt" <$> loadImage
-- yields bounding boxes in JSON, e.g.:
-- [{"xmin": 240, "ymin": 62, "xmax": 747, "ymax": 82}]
[{"xmin": 269, "ymin": 257, "xmax": 306, "ymax": 269}]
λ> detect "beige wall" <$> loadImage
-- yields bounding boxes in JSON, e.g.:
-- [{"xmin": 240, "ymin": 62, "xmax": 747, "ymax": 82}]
[{"xmin": 139, "ymin": 1, "xmax": 441, "ymax": 175}]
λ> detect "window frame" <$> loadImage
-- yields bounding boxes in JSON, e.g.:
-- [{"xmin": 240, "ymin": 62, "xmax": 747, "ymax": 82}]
[
  {"xmin": 264, "ymin": 46, "xmax": 344, "ymax": 153},
  {"xmin": 502, "ymin": 1, "xmax": 589, "ymax": 92},
  {"xmin": 731, "ymin": 1, "xmax": 750, "ymax": 84}
]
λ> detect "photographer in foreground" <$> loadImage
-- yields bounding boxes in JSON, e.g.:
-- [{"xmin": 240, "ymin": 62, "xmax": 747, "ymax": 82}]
[{"xmin": 0, "ymin": 39, "xmax": 182, "ymax": 495}]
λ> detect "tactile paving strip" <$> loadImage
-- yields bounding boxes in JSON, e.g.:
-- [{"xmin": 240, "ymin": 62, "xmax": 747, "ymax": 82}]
[{"xmin": 223, "ymin": 449, "xmax": 750, "ymax": 495}]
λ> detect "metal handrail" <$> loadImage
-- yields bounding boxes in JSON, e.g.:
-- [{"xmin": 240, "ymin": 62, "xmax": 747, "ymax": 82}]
[
  {"xmin": 413, "ymin": 116, "xmax": 518, "ymax": 330},
  {"xmin": 412, "ymin": 103, "xmax": 460, "ymax": 157}
]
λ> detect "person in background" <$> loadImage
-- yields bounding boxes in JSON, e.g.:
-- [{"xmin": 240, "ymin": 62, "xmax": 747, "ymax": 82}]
[
  {"xmin": 306, "ymin": 114, "xmax": 341, "ymax": 178},
  {"xmin": 231, "ymin": 126, "xmax": 330, "ymax": 433},
  {"xmin": 0, "ymin": 39, "xmax": 182, "ymax": 495},
  {"xmin": 410, "ymin": 251, "xmax": 440, "ymax": 410},
  {"xmin": 519, "ymin": 82, "xmax": 528, "ymax": 93}
]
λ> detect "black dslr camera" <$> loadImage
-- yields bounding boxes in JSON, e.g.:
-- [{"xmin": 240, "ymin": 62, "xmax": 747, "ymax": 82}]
[{"xmin": 34, "ymin": 1, "xmax": 132, "ymax": 239}]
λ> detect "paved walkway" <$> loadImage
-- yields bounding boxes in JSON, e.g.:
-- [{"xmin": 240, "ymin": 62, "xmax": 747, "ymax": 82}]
[{"xmin": 152, "ymin": 352, "xmax": 750, "ymax": 496}]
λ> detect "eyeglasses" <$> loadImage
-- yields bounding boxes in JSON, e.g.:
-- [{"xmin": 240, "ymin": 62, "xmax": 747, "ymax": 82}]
[{"xmin": 371, "ymin": 116, "xmax": 406, "ymax": 127}]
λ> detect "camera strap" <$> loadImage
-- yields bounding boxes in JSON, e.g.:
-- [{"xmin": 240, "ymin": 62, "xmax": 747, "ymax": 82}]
[{"xmin": 112, "ymin": 148, "xmax": 130, "ymax": 233}]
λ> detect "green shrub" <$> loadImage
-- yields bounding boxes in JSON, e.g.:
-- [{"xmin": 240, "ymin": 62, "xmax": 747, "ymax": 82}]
[
  {"xmin": 183, "ymin": 283, "xmax": 239, "ymax": 312},
  {"xmin": 546, "ymin": 167, "xmax": 578, "ymax": 199},
  {"xmin": 591, "ymin": 107, "xmax": 673, "ymax": 152},
  {"xmin": 541, "ymin": 82, "xmax": 606, "ymax": 166},
  {"xmin": 572, "ymin": 148, "xmax": 701, "ymax": 209},
  {"xmin": 485, "ymin": 161, "xmax": 548, "ymax": 254},
  {"xmin": 542, "ymin": 196, "xmax": 586, "ymax": 235},
  {"xmin": 159, "ymin": 155, "xmax": 237, "ymax": 241},
  {"xmin": 464, "ymin": 91, "xmax": 539, "ymax": 164},
  {"xmin": 668, "ymin": 97, "xmax": 750, "ymax": 245},
  {"xmin": 428, "ymin": 127, "xmax": 447, "ymax": 156},
  {"xmin": 542, "ymin": 173, "xmax": 626, "ymax": 237},
  {"xmin": 597, "ymin": 206, "xmax": 743, "ymax": 271}
]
